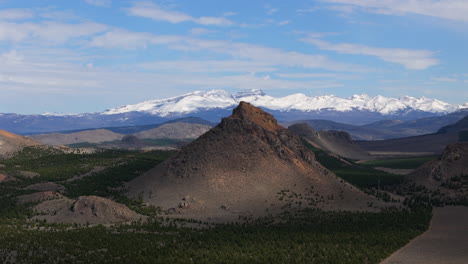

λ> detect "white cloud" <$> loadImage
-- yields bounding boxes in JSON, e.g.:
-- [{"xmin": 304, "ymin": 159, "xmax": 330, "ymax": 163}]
[
  {"xmin": 278, "ymin": 20, "xmax": 290, "ymax": 26},
  {"xmin": 128, "ymin": 2, "xmax": 233, "ymax": 26},
  {"xmin": 0, "ymin": 9, "xmax": 34, "ymax": 20},
  {"xmin": 89, "ymin": 29, "xmax": 369, "ymax": 72},
  {"xmin": 223, "ymin": 12, "xmax": 237, "ymax": 17},
  {"xmin": 134, "ymin": 60, "xmax": 277, "ymax": 73},
  {"xmin": 303, "ymin": 38, "xmax": 438, "ymax": 70},
  {"xmin": 321, "ymin": 0, "xmax": 468, "ymax": 22},
  {"xmin": 85, "ymin": 0, "xmax": 111, "ymax": 7},
  {"xmin": 0, "ymin": 21, "xmax": 108, "ymax": 44},
  {"xmin": 190, "ymin": 27, "xmax": 216, "ymax": 36},
  {"xmin": 431, "ymin": 77, "xmax": 457, "ymax": 82},
  {"xmin": 277, "ymin": 73, "xmax": 359, "ymax": 79},
  {"xmin": 0, "ymin": 48, "xmax": 344, "ymax": 114},
  {"xmin": 297, "ymin": 7, "xmax": 320, "ymax": 13},
  {"xmin": 265, "ymin": 7, "xmax": 279, "ymax": 15},
  {"xmin": 89, "ymin": 29, "xmax": 183, "ymax": 49}
]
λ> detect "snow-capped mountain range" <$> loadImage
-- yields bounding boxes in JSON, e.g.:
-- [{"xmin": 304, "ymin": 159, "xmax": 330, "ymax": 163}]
[
  {"xmin": 1, "ymin": 89, "xmax": 467, "ymax": 135},
  {"xmin": 103, "ymin": 89, "xmax": 465, "ymax": 117}
]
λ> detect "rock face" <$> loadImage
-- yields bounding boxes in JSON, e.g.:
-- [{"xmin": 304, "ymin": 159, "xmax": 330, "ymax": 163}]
[
  {"xmin": 30, "ymin": 129, "xmax": 124, "ymax": 146},
  {"xmin": 288, "ymin": 123, "xmax": 370, "ymax": 160},
  {"xmin": 33, "ymin": 196, "xmax": 144, "ymax": 224},
  {"xmin": 408, "ymin": 143, "xmax": 468, "ymax": 202},
  {"xmin": 128, "ymin": 102, "xmax": 380, "ymax": 220},
  {"xmin": 0, "ymin": 129, "xmax": 42, "ymax": 156},
  {"xmin": 133, "ymin": 122, "xmax": 211, "ymax": 140}
]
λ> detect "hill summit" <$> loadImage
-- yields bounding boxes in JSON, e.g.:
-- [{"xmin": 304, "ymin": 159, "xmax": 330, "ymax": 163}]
[
  {"xmin": 0, "ymin": 129, "xmax": 42, "ymax": 156},
  {"xmin": 128, "ymin": 102, "xmax": 381, "ymax": 221}
]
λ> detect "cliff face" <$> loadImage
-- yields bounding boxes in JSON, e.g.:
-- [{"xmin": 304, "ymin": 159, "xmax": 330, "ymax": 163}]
[{"xmin": 128, "ymin": 102, "xmax": 381, "ymax": 221}]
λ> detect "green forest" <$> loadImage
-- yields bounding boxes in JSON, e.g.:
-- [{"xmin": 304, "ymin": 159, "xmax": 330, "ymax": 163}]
[{"xmin": 0, "ymin": 147, "xmax": 433, "ymax": 263}]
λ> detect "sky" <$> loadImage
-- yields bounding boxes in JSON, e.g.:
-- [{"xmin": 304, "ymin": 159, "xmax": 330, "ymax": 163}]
[{"xmin": 0, "ymin": 0, "xmax": 467, "ymax": 114}]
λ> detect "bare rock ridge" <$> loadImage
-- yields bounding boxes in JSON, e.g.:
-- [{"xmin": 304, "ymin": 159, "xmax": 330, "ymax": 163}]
[
  {"xmin": 408, "ymin": 143, "xmax": 468, "ymax": 202},
  {"xmin": 0, "ymin": 129, "xmax": 42, "ymax": 156},
  {"xmin": 128, "ymin": 102, "xmax": 381, "ymax": 220},
  {"xmin": 288, "ymin": 123, "xmax": 370, "ymax": 160}
]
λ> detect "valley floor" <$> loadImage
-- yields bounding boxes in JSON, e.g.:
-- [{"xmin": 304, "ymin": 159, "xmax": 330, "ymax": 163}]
[{"xmin": 381, "ymin": 206, "xmax": 468, "ymax": 264}]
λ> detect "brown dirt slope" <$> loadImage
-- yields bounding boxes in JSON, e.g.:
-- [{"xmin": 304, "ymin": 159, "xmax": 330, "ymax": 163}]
[
  {"xmin": 133, "ymin": 122, "xmax": 211, "ymax": 139},
  {"xmin": 30, "ymin": 129, "xmax": 124, "ymax": 146},
  {"xmin": 289, "ymin": 123, "xmax": 370, "ymax": 160},
  {"xmin": 33, "ymin": 196, "xmax": 145, "ymax": 224},
  {"xmin": 381, "ymin": 206, "xmax": 468, "ymax": 264},
  {"xmin": 0, "ymin": 129, "xmax": 42, "ymax": 156},
  {"xmin": 407, "ymin": 143, "xmax": 468, "ymax": 201},
  {"xmin": 127, "ymin": 102, "xmax": 382, "ymax": 221}
]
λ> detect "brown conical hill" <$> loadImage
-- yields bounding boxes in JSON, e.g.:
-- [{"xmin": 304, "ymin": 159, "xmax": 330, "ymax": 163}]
[
  {"xmin": 289, "ymin": 123, "xmax": 370, "ymax": 160},
  {"xmin": 127, "ymin": 102, "xmax": 381, "ymax": 220},
  {"xmin": 0, "ymin": 129, "xmax": 42, "ymax": 156}
]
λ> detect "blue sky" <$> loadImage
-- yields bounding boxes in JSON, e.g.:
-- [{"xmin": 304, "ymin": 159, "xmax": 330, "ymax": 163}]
[{"xmin": 0, "ymin": 0, "xmax": 467, "ymax": 114}]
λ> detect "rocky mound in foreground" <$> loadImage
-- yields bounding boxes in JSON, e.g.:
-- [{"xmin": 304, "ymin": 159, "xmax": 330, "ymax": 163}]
[
  {"xmin": 128, "ymin": 102, "xmax": 382, "ymax": 221},
  {"xmin": 408, "ymin": 143, "xmax": 468, "ymax": 202},
  {"xmin": 0, "ymin": 129, "xmax": 42, "ymax": 156},
  {"xmin": 33, "ymin": 196, "xmax": 144, "ymax": 224},
  {"xmin": 288, "ymin": 123, "xmax": 370, "ymax": 160}
]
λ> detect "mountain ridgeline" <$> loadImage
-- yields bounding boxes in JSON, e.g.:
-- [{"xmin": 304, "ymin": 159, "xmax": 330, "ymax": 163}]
[{"xmin": 2, "ymin": 90, "xmax": 467, "ymax": 135}]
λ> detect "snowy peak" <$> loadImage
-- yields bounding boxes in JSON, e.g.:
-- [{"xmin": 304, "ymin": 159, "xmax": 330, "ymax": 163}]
[{"xmin": 102, "ymin": 89, "xmax": 464, "ymax": 117}]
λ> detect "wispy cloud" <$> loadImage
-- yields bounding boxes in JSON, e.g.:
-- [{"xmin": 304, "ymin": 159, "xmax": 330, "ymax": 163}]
[
  {"xmin": 321, "ymin": 0, "xmax": 468, "ymax": 22},
  {"xmin": 189, "ymin": 27, "xmax": 216, "ymax": 36},
  {"xmin": 0, "ymin": 8, "xmax": 34, "ymax": 20},
  {"xmin": 128, "ymin": 1, "xmax": 233, "ymax": 26},
  {"xmin": 0, "ymin": 21, "xmax": 109, "ymax": 44},
  {"xmin": 89, "ymin": 29, "xmax": 369, "ymax": 72},
  {"xmin": 265, "ymin": 6, "xmax": 279, "ymax": 15},
  {"xmin": 277, "ymin": 73, "xmax": 360, "ymax": 80},
  {"xmin": 303, "ymin": 38, "xmax": 438, "ymax": 70},
  {"xmin": 134, "ymin": 60, "xmax": 276, "ymax": 73},
  {"xmin": 431, "ymin": 77, "xmax": 457, "ymax": 82},
  {"xmin": 85, "ymin": 0, "xmax": 112, "ymax": 7}
]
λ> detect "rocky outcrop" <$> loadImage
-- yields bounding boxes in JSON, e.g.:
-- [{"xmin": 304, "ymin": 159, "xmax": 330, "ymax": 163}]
[
  {"xmin": 408, "ymin": 143, "xmax": 468, "ymax": 201},
  {"xmin": 33, "ymin": 196, "xmax": 144, "ymax": 224},
  {"xmin": 128, "ymin": 102, "xmax": 382, "ymax": 221}
]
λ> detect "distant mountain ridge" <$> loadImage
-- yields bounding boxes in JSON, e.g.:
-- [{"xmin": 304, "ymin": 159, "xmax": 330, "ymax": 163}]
[
  {"xmin": 103, "ymin": 89, "xmax": 464, "ymax": 116},
  {"xmin": 1, "ymin": 90, "xmax": 467, "ymax": 134}
]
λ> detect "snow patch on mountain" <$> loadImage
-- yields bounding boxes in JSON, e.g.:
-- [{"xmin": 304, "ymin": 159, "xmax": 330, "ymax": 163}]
[{"xmin": 102, "ymin": 89, "xmax": 463, "ymax": 117}]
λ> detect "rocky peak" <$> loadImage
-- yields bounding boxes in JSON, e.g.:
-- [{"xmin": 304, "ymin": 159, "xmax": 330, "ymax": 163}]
[{"xmin": 228, "ymin": 101, "xmax": 284, "ymax": 132}]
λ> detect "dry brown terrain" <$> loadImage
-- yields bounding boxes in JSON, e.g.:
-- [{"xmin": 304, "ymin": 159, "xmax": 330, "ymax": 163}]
[
  {"xmin": 128, "ymin": 102, "xmax": 386, "ymax": 222},
  {"xmin": 30, "ymin": 129, "xmax": 124, "ymax": 146},
  {"xmin": 133, "ymin": 122, "xmax": 211, "ymax": 139},
  {"xmin": 381, "ymin": 206, "xmax": 468, "ymax": 264},
  {"xmin": 0, "ymin": 129, "xmax": 42, "ymax": 156}
]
